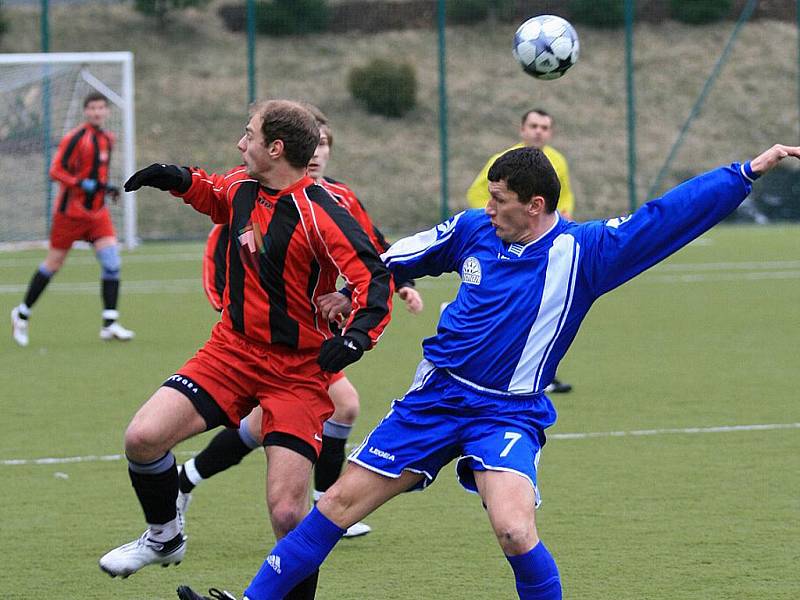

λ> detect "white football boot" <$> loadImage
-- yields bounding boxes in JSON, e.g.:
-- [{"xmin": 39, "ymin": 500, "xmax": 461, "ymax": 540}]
[
  {"xmin": 10, "ymin": 307, "xmax": 29, "ymax": 347},
  {"xmin": 342, "ymin": 520, "xmax": 372, "ymax": 538},
  {"xmin": 99, "ymin": 529, "xmax": 186, "ymax": 578},
  {"xmin": 100, "ymin": 321, "xmax": 135, "ymax": 341}
]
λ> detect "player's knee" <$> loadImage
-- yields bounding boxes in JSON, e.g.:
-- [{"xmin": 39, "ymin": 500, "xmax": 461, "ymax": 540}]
[
  {"xmin": 96, "ymin": 244, "xmax": 121, "ymax": 279},
  {"xmin": 331, "ymin": 385, "xmax": 360, "ymax": 424},
  {"xmin": 492, "ymin": 521, "xmax": 538, "ymax": 555},
  {"xmin": 269, "ymin": 500, "xmax": 307, "ymax": 537},
  {"xmin": 124, "ymin": 421, "xmax": 167, "ymax": 462},
  {"xmin": 42, "ymin": 258, "xmax": 63, "ymax": 274}
]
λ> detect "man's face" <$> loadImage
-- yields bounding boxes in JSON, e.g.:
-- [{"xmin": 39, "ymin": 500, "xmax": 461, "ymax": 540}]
[
  {"xmin": 519, "ymin": 112, "xmax": 552, "ymax": 149},
  {"xmin": 237, "ymin": 113, "xmax": 272, "ymax": 180},
  {"xmin": 84, "ymin": 100, "xmax": 109, "ymax": 128},
  {"xmin": 307, "ymin": 129, "xmax": 330, "ymax": 181},
  {"xmin": 485, "ymin": 179, "xmax": 533, "ymax": 243}
]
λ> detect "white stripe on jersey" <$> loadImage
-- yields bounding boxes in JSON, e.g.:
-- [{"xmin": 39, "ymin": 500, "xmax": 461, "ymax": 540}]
[
  {"xmin": 509, "ymin": 233, "xmax": 580, "ymax": 394},
  {"xmin": 382, "ymin": 212, "xmax": 464, "ymax": 265}
]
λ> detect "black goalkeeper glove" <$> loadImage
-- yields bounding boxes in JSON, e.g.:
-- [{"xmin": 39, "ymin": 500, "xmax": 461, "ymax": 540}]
[
  {"xmin": 124, "ymin": 163, "xmax": 192, "ymax": 193},
  {"xmin": 317, "ymin": 335, "xmax": 364, "ymax": 372}
]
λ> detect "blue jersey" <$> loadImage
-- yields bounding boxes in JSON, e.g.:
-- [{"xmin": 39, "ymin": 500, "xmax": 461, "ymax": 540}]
[{"xmin": 383, "ymin": 163, "xmax": 755, "ymax": 396}]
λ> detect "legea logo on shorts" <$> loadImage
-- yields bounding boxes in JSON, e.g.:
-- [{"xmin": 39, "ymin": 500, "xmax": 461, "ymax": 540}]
[
  {"xmin": 368, "ymin": 446, "xmax": 396, "ymax": 461},
  {"xmin": 462, "ymin": 256, "xmax": 482, "ymax": 285},
  {"xmin": 167, "ymin": 375, "xmax": 199, "ymax": 394}
]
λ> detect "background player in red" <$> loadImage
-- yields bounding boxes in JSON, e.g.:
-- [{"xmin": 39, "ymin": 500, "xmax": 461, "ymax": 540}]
[
  {"xmin": 10, "ymin": 92, "xmax": 133, "ymax": 346},
  {"xmin": 98, "ymin": 100, "xmax": 393, "ymax": 600},
  {"xmin": 178, "ymin": 107, "xmax": 423, "ymax": 539}
]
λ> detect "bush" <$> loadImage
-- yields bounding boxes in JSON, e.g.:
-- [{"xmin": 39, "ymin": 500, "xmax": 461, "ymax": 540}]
[
  {"xmin": 669, "ymin": 0, "xmax": 731, "ymax": 24},
  {"xmin": 446, "ymin": 0, "xmax": 514, "ymax": 25},
  {"xmin": 256, "ymin": 0, "xmax": 330, "ymax": 36},
  {"xmin": 568, "ymin": 0, "xmax": 626, "ymax": 29},
  {"xmin": 348, "ymin": 59, "xmax": 417, "ymax": 118},
  {"xmin": 135, "ymin": 0, "xmax": 210, "ymax": 27}
]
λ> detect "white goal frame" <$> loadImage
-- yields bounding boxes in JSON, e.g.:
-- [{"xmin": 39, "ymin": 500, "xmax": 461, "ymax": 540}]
[{"xmin": 0, "ymin": 51, "xmax": 137, "ymax": 248}]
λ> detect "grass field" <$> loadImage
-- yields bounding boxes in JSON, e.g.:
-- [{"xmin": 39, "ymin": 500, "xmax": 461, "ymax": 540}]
[{"xmin": 1, "ymin": 225, "xmax": 799, "ymax": 599}]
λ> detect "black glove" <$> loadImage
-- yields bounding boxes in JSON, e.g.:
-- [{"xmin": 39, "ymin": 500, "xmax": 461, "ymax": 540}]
[
  {"xmin": 124, "ymin": 163, "xmax": 191, "ymax": 193},
  {"xmin": 317, "ymin": 335, "xmax": 364, "ymax": 372}
]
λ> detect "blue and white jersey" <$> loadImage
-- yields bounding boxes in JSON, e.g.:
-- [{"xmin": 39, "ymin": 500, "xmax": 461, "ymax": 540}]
[{"xmin": 383, "ymin": 163, "xmax": 755, "ymax": 396}]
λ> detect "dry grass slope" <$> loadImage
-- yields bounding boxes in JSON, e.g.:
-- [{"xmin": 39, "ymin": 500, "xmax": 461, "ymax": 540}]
[{"xmin": 2, "ymin": 3, "xmax": 798, "ymax": 239}]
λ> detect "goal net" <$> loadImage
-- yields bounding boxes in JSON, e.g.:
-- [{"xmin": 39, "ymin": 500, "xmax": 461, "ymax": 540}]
[{"xmin": 0, "ymin": 52, "xmax": 137, "ymax": 249}]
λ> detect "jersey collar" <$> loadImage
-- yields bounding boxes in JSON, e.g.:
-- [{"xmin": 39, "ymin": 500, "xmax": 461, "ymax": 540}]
[{"xmin": 499, "ymin": 212, "xmax": 561, "ymax": 258}]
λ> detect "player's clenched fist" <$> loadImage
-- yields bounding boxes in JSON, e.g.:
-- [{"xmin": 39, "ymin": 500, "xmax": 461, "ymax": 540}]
[
  {"xmin": 317, "ymin": 335, "xmax": 364, "ymax": 372},
  {"xmin": 124, "ymin": 163, "xmax": 192, "ymax": 193}
]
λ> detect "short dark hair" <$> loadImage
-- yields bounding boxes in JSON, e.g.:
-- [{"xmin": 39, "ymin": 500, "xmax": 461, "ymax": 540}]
[
  {"xmin": 253, "ymin": 100, "xmax": 320, "ymax": 169},
  {"xmin": 83, "ymin": 92, "xmax": 109, "ymax": 108},
  {"xmin": 487, "ymin": 147, "xmax": 560, "ymax": 212},
  {"xmin": 520, "ymin": 108, "xmax": 552, "ymax": 126}
]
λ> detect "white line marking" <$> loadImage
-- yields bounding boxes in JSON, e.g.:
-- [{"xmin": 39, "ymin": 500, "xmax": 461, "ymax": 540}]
[
  {"xmin": 0, "ymin": 252, "xmax": 204, "ymax": 268},
  {"xmin": 2, "ymin": 449, "xmax": 197, "ymax": 466},
  {"xmin": 643, "ymin": 270, "xmax": 800, "ymax": 284},
  {"xmin": 3, "ymin": 423, "xmax": 798, "ymax": 466},
  {"xmin": 0, "ymin": 278, "xmax": 200, "ymax": 295},
  {"xmin": 657, "ymin": 260, "xmax": 800, "ymax": 272},
  {"xmin": 549, "ymin": 422, "xmax": 800, "ymax": 440}
]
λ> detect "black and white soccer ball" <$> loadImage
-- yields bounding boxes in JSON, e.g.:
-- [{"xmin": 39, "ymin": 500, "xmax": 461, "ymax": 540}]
[{"xmin": 513, "ymin": 15, "xmax": 579, "ymax": 80}]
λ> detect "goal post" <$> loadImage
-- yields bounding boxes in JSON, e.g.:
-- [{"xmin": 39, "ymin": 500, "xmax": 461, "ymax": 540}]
[{"xmin": 0, "ymin": 52, "xmax": 137, "ymax": 249}]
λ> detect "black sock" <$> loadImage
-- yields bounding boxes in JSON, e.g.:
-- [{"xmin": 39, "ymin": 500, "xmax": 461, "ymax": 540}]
[
  {"xmin": 128, "ymin": 461, "xmax": 178, "ymax": 525},
  {"xmin": 102, "ymin": 279, "xmax": 119, "ymax": 326},
  {"xmin": 283, "ymin": 570, "xmax": 320, "ymax": 600},
  {"xmin": 23, "ymin": 269, "xmax": 52, "ymax": 310},
  {"xmin": 314, "ymin": 435, "xmax": 347, "ymax": 493},
  {"xmin": 193, "ymin": 427, "xmax": 255, "ymax": 481}
]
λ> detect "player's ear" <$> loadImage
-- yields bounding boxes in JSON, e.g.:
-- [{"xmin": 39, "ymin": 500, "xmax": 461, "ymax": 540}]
[
  {"xmin": 267, "ymin": 139, "xmax": 284, "ymax": 159},
  {"xmin": 529, "ymin": 195, "xmax": 546, "ymax": 215}
]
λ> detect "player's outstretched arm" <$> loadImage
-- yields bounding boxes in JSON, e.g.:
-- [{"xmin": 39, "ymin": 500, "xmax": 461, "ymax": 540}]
[
  {"xmin": 749, "ymin": 144, "xmax": 800, "ymax": 176},
  {"xmin": 123, "ymin": 163, "xmax": 191, "ymax": 193}
]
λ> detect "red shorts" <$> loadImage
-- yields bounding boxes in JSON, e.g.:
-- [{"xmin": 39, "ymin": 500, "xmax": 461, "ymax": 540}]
[
  {"xmin": 329, "ymin": 371, "xmax": 346, "ymax": 386},
  {"xmin": 50, "ymin": 208, "xmax": 115, "ymax": 250},
  {"xmin": 175, "ymin": 323, "xmax": 334, "ymax": 456}
]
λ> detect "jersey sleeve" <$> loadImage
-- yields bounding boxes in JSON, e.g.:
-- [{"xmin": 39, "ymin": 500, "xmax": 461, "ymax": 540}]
[
  {"xmin": 173, "ymin": 167, "xmax": 238, "ymax": 224},
  {"xmin": 581, "ymin": 163, "xmax": 754, "ymax": 297},
  {"xmin": 49, "ymin": 128, "xmax": 85, "ymax": 187},
  {"xmin": 309, "ymin": 191, "xmax": 394, "ymax": 350},
  {"xmin": 381, "ymin": 210, "xmax": 473, "ymax": 283}
]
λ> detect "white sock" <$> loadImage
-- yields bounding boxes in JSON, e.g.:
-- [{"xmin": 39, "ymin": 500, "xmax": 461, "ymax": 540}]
[
  {"xmin": 183, "ymin": 457, "xmax": 204, "ymax": 486},
  {"xmin": 147, "ymin": 516, "xmax": 181, "ymax": 542},
  {"xmin": 17, "ymin": 304, "xmax": 31, "ymax": 318}
]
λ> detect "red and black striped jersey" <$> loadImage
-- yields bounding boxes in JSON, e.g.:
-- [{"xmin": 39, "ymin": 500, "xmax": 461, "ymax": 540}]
[
  {"xmin": 320, "ymin": 177, "xmax": 390, "ymax": 254},
  {"xmin": 181, "ymin": 166, "xmax": 393, "ymax": 351},
  {"xmin": 203, "ymin": 223, "xmax": 228, "ymax": 312},
  {"xmin": 49, "ymin": 123, "xmax": 115, "ymax": 217}
]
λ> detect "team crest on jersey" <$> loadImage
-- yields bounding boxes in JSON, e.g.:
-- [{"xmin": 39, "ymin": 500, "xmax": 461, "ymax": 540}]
[{"xmin": 462, "ymin": 256, "xmax": 482, "ymax": 285}]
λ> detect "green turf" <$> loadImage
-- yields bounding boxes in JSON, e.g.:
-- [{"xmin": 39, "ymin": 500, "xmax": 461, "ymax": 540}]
[{"xmin": 1, "ymin": 225, "xmax": 799, "ymax": 599}]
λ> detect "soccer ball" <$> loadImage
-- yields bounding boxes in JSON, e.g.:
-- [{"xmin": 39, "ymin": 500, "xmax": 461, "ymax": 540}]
[{"xmin": 513, "ymin": 15, "xmax": 579, "ymax": 80}]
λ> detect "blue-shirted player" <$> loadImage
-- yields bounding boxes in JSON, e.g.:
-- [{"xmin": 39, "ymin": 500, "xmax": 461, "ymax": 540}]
[{"xmin": 176, "ymin": 143, "xmax": 800, "ymax": 600}]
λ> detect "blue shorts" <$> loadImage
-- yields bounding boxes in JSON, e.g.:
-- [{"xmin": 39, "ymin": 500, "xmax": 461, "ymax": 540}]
[{"xmin": 349, "ymin": 360, "xmax": 557, "ymax": 503}]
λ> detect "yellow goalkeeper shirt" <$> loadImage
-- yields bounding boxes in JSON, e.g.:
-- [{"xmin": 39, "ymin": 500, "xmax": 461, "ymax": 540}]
[{"xmin": 465, "ymin": 143, "xmax": 574, "ymax": 217}]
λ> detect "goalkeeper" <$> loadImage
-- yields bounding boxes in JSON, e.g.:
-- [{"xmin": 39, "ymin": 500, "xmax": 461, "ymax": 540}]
[{"xmin": 10, "ymin": 92, "xmax": 133, "ymax": 346}]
